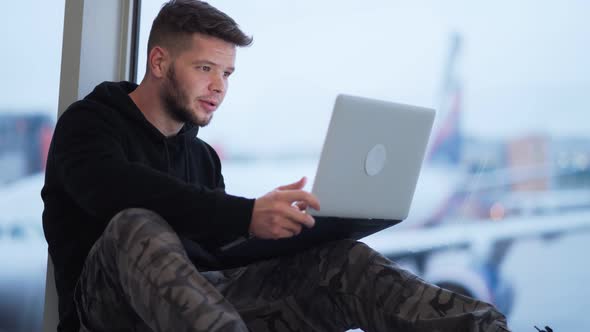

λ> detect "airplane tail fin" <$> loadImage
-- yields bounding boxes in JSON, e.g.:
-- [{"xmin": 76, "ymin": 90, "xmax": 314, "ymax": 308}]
[{"xmin": 427, "ymin": 33, "xmax": 463, "ymax": 165}]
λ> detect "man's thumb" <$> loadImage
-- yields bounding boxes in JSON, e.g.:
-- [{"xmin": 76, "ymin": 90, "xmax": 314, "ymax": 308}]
[{"xmin": 277, "ymin": 176, "xmax": 307, "ymax": 191}]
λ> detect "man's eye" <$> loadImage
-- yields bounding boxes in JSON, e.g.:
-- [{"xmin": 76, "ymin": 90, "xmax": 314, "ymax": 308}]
[
  {"xmin": 199, "ymin": 66, "xmax": 211, "ymax": 72},
  {"xmin": 223, "ymin": 71, "xmax": 232, "ymax": 78}
]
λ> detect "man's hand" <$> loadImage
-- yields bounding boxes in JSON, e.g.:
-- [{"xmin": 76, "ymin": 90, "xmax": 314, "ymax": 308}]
[{"xmin": 250, "ymin": 177, "xmax": 320, "ymax": 239}]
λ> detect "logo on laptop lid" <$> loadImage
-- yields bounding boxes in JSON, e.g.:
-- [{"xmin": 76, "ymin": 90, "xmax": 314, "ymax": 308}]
[{"xmin": 365, "ymin": 144, "xmax": 387, "ymax": 176}]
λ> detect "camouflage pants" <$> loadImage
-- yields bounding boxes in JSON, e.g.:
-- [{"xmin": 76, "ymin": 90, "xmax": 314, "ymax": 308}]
[{"xmin": 75, "ymin": 208, "xmax": 510, "ymax": 332}]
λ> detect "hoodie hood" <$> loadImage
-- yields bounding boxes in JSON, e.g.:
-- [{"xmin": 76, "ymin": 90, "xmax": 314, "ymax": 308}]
[{"xmin": 83, "ymin": 81, "xmax": 200, "ymax": 142}]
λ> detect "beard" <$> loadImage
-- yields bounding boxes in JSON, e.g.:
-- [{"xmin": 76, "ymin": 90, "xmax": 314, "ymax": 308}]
[{"xmin": 160, "ymin": 65, "xmax": 213, "ymax": 127}]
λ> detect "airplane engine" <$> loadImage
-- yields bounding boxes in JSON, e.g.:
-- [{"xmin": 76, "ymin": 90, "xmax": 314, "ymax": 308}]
[
  {"xmin": 425, "ymin": 265, "xmax": 492, "ymax": 301},
  {"xmin": 424, "ymin": 264, "xmax": 514, "ymax": 317}
]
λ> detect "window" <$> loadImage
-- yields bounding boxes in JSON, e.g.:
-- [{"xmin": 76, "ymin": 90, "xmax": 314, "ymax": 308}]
[
  {"xmin": 139, "ymin": 1, "xmax": 590, "ymax": 330},
  {"xmin": 0, "ymin": 2, "xmax": 64, "ymax": 331}
]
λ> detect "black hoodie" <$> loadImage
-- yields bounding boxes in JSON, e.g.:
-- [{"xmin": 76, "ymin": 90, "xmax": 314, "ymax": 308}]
[{"xmin": 41, "ymin": 81, "xmax": 254, "ymax": 332}]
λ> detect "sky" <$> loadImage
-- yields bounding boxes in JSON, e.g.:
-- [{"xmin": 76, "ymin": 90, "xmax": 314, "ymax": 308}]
[
  {"xmin": 0, "ymin": 1, "xmax": 65, "ymax": 116},
  {"xmin": 140, "ymin": 0, "xmax": 590, "ymax": 153},
  {"xmin": 1, "ymin": 0, "xmax": 589, "ymax": 154}
]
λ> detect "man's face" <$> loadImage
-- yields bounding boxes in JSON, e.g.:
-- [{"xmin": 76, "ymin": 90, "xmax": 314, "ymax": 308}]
[{"xmin": 160, "ymin": 34, "xmax": 236, "ymax": 127}]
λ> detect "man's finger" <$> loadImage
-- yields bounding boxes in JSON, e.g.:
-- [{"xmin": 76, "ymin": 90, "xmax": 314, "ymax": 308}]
[
  {"xmin": 280, "ymin": 204, "xmax": 316, "ymax": 228},
  {"xmin": 293, "ymin": 201, "xmax": 308, "ymax": 211},
  {"xmin": 279, "ymin": 190, "xmax": 320, "ymax": 211},
  {"xmin": 279, "ymin": 218, "xmax": 303, "ymax": 236},
  {"xmin": 276, "ymin": 176, "xmax": 307, "ymax": 191},
  {"xmin": 275, "ymin": 227, "xmax": 298, "ymax": 239}
]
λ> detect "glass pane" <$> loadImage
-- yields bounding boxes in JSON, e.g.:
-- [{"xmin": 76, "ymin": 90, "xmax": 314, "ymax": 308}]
[
  {"xmin": 0, "ymin": 2, "xmax": 64, "ymax": 331},
  {"xmin": 139, "ymin": 1, "xmax": 590, "ymax": 331}
]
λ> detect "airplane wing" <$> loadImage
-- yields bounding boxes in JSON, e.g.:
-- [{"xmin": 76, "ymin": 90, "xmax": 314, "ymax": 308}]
[{"xmin": 364, "ymin": 210, "xmax": 590, "ymax": 259}]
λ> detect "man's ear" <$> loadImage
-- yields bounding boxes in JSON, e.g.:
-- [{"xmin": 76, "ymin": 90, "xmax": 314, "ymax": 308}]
[{"xmin": 147, "ymin": 46, "xmax": 169, "ymax": 79}]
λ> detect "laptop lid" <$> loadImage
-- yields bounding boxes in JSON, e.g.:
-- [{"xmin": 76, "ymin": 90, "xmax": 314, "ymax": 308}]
[{"xmin": 308, "ymin": 94, "xmax": 435, "ymax": 220}]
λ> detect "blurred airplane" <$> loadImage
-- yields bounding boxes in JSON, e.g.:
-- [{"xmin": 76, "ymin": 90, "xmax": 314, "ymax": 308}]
[{"xmin": 361, "ymin": 33, "xmax": 590, "ymax": 315}]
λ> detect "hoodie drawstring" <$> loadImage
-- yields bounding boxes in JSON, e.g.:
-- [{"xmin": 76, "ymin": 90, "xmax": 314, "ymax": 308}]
[
  {"xmin": 163, "ymin": 140, "xmax": 171, "ymax": 173},
  {"xmin": 183, "ymin": 136, "xmax": 192, "ymax": 183}
]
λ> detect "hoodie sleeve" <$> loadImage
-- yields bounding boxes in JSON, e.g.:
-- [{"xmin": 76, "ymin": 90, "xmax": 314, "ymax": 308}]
[{"xmin": 52, "ymin": 104, "xmax": 254, "ymax": 241}]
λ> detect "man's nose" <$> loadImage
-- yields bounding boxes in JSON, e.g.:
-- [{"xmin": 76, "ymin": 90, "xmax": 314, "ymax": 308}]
[{"xmin": 209, "ymin": 74, "xmax": 224, "ymax": 93}]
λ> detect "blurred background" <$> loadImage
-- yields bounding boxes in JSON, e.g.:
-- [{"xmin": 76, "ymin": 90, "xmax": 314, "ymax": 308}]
[{"xmin": 1, "ymin": 0, "xmax": 589, "ymax": 331}]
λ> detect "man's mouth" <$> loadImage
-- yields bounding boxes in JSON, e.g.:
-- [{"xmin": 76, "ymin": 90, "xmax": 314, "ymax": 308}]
[{"xmin": 198, "ymin": 99, "xmax": 218, "ymax": 112}]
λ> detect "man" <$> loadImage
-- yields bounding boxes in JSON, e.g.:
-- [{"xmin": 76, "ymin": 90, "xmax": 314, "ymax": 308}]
[{"xmin": 42, "ymin": 1, "xmax": 510, "ymax": 331}]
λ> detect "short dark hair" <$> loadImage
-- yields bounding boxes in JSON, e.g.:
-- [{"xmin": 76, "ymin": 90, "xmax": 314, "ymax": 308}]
[{"xmin": 147, "ymin": 0, "xmax": 253, "ymax": 57}]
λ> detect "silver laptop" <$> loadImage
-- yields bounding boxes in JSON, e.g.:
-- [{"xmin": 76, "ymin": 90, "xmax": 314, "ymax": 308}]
[
  {"xmin": 309, "ymin": 94, "xmax": 435, "ymax": 220},
  {"xmin": 213, "ymin": 94, "xmax": 435, "ymax": 267}
]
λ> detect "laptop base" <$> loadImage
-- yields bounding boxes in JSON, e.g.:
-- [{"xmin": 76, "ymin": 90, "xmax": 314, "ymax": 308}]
[{"xmin": 214, "ymin": 216, "xmax": 401, "ymax": 268}]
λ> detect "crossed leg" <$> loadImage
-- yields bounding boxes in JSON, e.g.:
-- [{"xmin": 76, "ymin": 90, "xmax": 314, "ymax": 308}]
[{"xmin": 75, "ymin": 208, "xmax": 509, "ymax": 332}]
